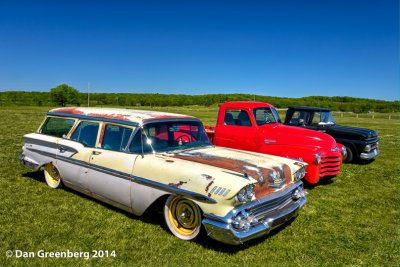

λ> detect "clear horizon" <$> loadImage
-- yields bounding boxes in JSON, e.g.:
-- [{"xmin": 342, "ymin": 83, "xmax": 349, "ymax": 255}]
[{"xmin": 0, "ymin": 1, "xmax": 398, "ymax": 101}]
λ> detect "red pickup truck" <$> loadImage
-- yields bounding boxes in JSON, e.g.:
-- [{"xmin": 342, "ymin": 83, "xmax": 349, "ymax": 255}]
[{"xmin": 204, "ymin": 102, "xmax": 346, "ymax": 184}]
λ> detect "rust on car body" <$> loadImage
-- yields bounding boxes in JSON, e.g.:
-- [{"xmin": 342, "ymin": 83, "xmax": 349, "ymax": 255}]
[
  {"xmin": 168, "ymin": 181, "xmax": 188, "ymax": 188},
  {"xmin": 171, "ymin": 152, "xmax": 293, "ymax": 198}
]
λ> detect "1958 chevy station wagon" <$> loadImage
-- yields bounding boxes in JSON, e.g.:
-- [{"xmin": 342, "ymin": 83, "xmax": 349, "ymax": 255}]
[{"xmin": 19, "ymin": 107, "xmax": 307, "ymax": 245}]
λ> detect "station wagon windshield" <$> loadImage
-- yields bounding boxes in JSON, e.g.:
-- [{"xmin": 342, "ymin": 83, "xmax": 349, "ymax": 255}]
[
  {"xmin": 130, "ymin": 121, "xmax": 212, "ymax": 153},
  {"xmin": 253, "ymin": 107, "xmax": 281, "ymax": 126}
]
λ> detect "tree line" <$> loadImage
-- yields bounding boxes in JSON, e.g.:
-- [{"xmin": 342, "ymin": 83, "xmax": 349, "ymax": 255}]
[{"xmin": 0, "ymin": 84, "xmax": 398, "ymax": 113}]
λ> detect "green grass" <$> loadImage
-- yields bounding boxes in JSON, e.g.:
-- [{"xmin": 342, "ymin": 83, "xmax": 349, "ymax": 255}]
[{"xmin": 0, "ymin": 106, "xmax": 398, "ymax": 266}]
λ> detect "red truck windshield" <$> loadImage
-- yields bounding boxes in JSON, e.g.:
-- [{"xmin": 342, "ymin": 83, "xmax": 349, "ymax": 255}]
[{"xmin": 253, "ymin": 107, "xmax": 281, "ymax": 126}]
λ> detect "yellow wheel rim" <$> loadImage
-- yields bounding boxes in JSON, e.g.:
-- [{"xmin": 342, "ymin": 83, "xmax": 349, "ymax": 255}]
[
  {"xmin": 168, "ymin": 197, "xmax": 200, "ymax": 236},
  {"xmin": 46, "ymin": 163, "xmax": 60, "ymax": 186}
]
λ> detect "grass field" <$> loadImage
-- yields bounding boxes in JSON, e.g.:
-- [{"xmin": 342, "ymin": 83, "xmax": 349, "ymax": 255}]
[{"xmin": 0, "ymin": 106, "xmax": 398, "ymax": 266}]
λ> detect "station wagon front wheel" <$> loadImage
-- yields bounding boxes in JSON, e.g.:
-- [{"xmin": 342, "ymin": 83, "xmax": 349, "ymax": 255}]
[
  {"xmin": 164, "ymin": 195, "xmax": 202, "ymax": 241},
  {"xmin": 44, "ymin": 163, "xmax": 62, "ymax": 189}
]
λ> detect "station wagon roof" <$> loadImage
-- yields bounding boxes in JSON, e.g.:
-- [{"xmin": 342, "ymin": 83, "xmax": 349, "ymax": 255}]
[
  {"xmin": 288, "ymin": 106, "xmax": 331, "ymax": 112},
  {"xmin": 48, "ymin": 107, "xmax": 196, "ymax": 125}
]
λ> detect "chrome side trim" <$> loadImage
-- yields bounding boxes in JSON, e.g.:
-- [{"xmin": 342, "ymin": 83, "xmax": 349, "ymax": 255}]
[
  {"xmin": 132, "ymin": 176, "xmax": 216, "ymax": 204},
  {"xmin": 47, "ymin": 112, "xmax": 140, "ymax": 127},
  {"xmin": 25, "ymin": 147, "xmax": 215, "ymax": 203}
]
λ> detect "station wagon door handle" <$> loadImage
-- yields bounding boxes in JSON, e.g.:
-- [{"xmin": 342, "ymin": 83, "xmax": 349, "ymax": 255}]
[
  {"xmin": 58, "ymin": 146, "xmax": 66, "ymax": 152},
  {"xmin": 92, "ymin": 151, "xmax": 102, "ymax": 155}
]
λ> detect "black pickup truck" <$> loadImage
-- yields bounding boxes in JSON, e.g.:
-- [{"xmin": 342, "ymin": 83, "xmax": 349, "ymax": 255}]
[{"xmin": 284, "ymin": 106, "xmax": 380, "ymax": 163}]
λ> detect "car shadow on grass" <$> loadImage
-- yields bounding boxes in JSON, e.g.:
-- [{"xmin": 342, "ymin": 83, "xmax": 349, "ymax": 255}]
[
  {"xmin": 351, "ymin": 158, "xmax": 375, "ymax": 165},
  {"xmin": 22, "ymin": 170, "xmax": 46, "ymax": 183},
  {"xmin": 303, "ymin": 175, "xmax": 335, "ymax": 190}
]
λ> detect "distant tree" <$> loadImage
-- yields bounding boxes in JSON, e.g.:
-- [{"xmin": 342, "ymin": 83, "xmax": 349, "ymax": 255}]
[{"xmin": 50, "ymin": 84, "xmax": 81, "ymax": 106}]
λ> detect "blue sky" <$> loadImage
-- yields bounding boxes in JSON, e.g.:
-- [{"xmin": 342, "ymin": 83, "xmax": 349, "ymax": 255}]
[{"xmin": 0, "ymin": 0, "xmax": 398, "ymax": 100}]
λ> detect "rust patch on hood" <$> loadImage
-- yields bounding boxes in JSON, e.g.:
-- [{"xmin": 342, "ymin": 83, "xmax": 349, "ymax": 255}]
[
  {"xmin": 203, "ymin": 175, "xmax": 215, "ymax": 197},
  {"xmin": 205, "ymin": 181, "xmax": 214, "ymax": 193},
  {"xmin": 168, "ymin": 181, "xmax": 187, "ymax": 188},
  {"xmin": 165, "ymin": 159, "xmax": 174, "ymax": 163},
  {"xmin": 171, "ymin": 152, "xmax": 293, "ymax": 198},
  {"xmin": 202, "ymin": 174, "xmax": 214, "ymax": 180},
  {"xmin": 294, "ymin": 161, "xmax": 306, "ymax": 168}
]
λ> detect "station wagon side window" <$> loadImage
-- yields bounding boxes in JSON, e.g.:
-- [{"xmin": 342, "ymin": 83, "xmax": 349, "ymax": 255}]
[
  {"xmin": 224, "ymin": 109, "xmax": 252, "ymax": 126},
  {"xmin": 40, "ymin": 117, "xmax": 75, "ymax": 137},
  {"xmin": 101, "ymin": 124, "xmax": 134, "ymax": 151},
  {"xmin": 71, "ymin": 121, "xmax": 100, "ymax": 147}
]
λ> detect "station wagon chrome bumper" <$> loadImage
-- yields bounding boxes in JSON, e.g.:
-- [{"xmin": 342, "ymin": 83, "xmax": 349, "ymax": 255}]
[
  {"xmin": 18, "ymin": 155, "xmax": 41, "ymax": 170},
  {"xmin": 202, "ymin": 181, "xmax": 306, "ymax": 245},
  {"xmin": 360, "ymin": 148, "xmax": 380, "ymax": 160}
]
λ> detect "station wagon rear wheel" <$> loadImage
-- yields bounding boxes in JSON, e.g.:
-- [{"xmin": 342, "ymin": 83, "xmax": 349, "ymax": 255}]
[
  {"xmin": 164, "ymin": 195, "xmax": 201, "ymax": 241},
  {"xmin": 44, "ymin": 163, "xmax": 62, "ymax": 189}
]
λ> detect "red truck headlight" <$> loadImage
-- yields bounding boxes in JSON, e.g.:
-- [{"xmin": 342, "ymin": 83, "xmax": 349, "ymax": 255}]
[{"xmin": 315, "ymin": 152, "xmax": 321, "ymax": 165}]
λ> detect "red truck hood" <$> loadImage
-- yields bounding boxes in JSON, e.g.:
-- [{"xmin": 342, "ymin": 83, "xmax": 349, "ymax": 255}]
[{"xmin": 260, "ymin": 123, "xmax": 337, "ymax": 150}]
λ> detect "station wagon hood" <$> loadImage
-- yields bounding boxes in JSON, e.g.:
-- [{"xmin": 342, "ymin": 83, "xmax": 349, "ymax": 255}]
[
  {"xmin": 260, "ymin": 123, "xmax": 337, "ymax": 150},
  {"xmin": 326, "ymin": 124, "xmax": 378, "ymax": 140},
  {"xmin": 168, "ymin": 146, "xmax": 305, "ymax": 199}
]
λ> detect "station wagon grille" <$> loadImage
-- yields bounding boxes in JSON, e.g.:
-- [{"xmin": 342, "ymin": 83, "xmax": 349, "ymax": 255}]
[
  {"xmin": 320, "ymin": 155, "xmax": 341, "ymax": 177},
  {"xmin": 246, "ymin": 189, "xmax": 294, "ymax": 221}
]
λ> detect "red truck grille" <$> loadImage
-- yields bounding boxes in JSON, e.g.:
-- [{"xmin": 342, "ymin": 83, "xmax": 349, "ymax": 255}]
[{"xmin": 319, "ymin": 155, "xmax": 341, "ymax": 177}]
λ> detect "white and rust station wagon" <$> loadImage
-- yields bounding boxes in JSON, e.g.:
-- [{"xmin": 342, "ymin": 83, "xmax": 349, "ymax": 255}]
[{"xmin": 19, "ymin": 107, "xmax": 308, "ymax": 245}]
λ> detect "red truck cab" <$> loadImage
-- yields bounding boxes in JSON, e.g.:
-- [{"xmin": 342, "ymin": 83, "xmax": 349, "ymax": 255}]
[{"xmin": 205, "ymin": 102, "xmax": 345, "ymax": 184}]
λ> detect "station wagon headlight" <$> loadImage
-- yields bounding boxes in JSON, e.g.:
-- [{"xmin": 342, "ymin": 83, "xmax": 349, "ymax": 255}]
[
  {"xmin": 235, "ymin": 184, "xmax": 255, "ymax": 204},
  {"xmin": 245, "ymin": 184, "xmax": 255, "ymax": 199},
  {"xmin": 294, "ymin": 167, "xmax": 306, "ymax": 181},
  {"xmin": 315, "ymin": 152, "xmax": 321, "ymax": 165}
]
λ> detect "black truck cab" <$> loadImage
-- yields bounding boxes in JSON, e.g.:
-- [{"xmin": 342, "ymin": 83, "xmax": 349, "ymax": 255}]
[{"xmin": 284, "ymin": 106, "xmax": 380, "ymax": 163}]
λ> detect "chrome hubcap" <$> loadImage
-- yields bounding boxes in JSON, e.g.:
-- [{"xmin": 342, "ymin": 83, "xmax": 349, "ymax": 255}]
[{"xmin": 176, "ymin": 204, "xmax": 195, "ymax": 227}]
